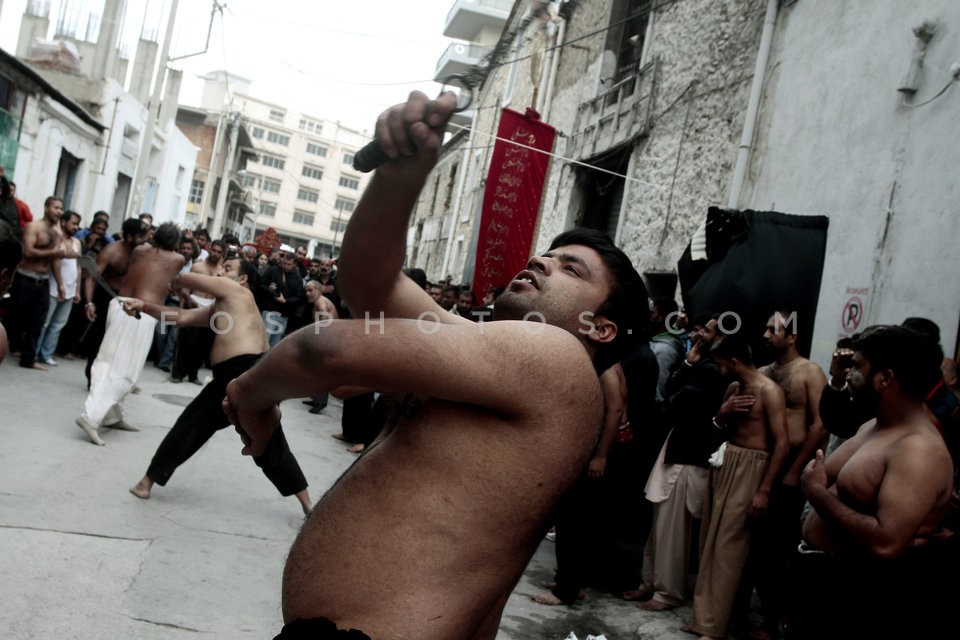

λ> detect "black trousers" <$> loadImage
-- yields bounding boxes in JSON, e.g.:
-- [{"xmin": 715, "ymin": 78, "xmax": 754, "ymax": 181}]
[
  {"xmin": 84, "ymin": 286, "xmax": 112, "ymax": 387},
  {"xmin": 146, "ymin": 353, "xmax": 307, "ymax": 496},
  {"xmin": 172, "ymin": 325, "xmax": 214, "ymax": 381},
  {"xmin": 6, "ymin": 271, "xmax": 51, "ymax": 368}
]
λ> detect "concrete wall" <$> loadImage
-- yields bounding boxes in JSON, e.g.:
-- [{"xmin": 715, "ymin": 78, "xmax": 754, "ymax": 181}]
[{"xmin": 747, "ymin": 0, "xmax": 960, "ymax": 364}]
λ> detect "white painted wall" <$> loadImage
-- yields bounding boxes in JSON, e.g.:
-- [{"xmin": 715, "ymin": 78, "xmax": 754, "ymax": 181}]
[{"xmin": 748, "ymin": 0, "xmax": 960, "ymax": 365}]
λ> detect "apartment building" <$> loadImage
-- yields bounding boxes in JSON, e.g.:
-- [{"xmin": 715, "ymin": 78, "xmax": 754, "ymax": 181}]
[{"xmin": 196, "ymin": 72, "xmax": 371, "ymax": 258}]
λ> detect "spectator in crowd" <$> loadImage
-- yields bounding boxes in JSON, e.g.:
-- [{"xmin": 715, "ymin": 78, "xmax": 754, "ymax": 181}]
[
  {"xmin": 439, "ymin": 284, "xmax": 459, "ymax": 312},
  {"xmin": 790, "ymin": 325, "xmax": 954, "ymax": 639},
  {"xmin": 8, "ymin": 181, "xmax": 33, "ymax": 229},
  {"xmin": 258, "ymin": 247, "xmax": 305, "ymax": 347},
  {"xmin": 0, "ymin": 168, "xmax": 19, "ymax": 232},
  {"xmin": 36, "ymin": 210, "xmax": 82, "ymax": 367},
  {"xmin": 427, "ymin": 282, "xmax": 443, "ymax": 305},
  {"xmin": 683, "ymin": 332, "xmax": 789, "ymax": 640},
  {"xmin": 154, "ymin": 236, "xmax": 197, "ymax": 372},
  {"xmin": 4, "ymin": 195, "xmax": 69, "ymax": 370},
  {"xmin": 648, "ymin": 297, "xmax": 685, "ymax": 401},
  {"xmin": 0, "ymin": 220, "xmax": 24, "ymax": 362},
  {"xmin": 77, "ymin": 214, "xmax": 112, "ymax": 256},
  {"xmin": 170, "ymin": 239, "xmax": 222, "ymax": 384}
]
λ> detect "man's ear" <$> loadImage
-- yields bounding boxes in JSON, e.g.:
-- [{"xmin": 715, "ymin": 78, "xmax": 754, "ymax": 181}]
[{"xmin": 585, "ymin": 314, "xmax": 618, "ymax": 346}]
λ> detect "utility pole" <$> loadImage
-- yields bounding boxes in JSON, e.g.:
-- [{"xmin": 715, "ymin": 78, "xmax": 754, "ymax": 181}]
[
  {"xmin": 210, "ymin": 113, "xmax": 240, "ymax": 239},
  {"xmin": 128, "ymin": 0, "xmax": 179, "ymax": 219}
]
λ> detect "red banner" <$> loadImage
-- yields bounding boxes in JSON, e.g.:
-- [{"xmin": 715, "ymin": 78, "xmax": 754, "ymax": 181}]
[{"xmin": 472, "ymin": 107, "xmax": 556, "ymax": 302}]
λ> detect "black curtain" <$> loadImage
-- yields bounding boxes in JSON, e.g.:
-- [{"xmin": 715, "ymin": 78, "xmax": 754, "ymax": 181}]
[{"xmin": 677, "ymin": 208, "xmax": 829, "ymax": 360}]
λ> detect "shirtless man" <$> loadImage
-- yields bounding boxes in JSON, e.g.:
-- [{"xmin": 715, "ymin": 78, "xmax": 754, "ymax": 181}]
[
  {"xmin": 124, "ymin": 258, "xmax": 313, "ymax": 514},
  {"xmin": 750, "ymin": 311, "xmax": 827, "ymax": 637},
  {"xmin": 685, "ymin": 333, "xmax": 789, "ymax": 640},
  {"xmin": 301, "ymin": 279, "xmax": 339, "ymax": 415},
  {"xmin": 791, "ymin": 325, "xmax": 953, "ymax": 639},
  {"xmin": 170, "ymin": 239, "xmax": 224, "ymax": 383},
  {"xmin": 82, "ymin": 218, "xmax": 149, "ymax": 387},
  {"xmin": 76, "ymin": 222, "xmax": 183, "ymax": 445},
  {"xmin": 223, "ymin": 91, "xmax": 647, "ymax": 640},
  {"xmin": 6, "ymin": 196, "xmax": 69, "ymax": 370},
  {"xmin": 0, "ymin": 221, "xmax": 24, "ymax": 363}
]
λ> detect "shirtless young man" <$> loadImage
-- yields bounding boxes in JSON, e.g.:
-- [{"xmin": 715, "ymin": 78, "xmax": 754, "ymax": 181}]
[
  {"xmin": 170, "ymin": 239, "xmax": 224, "ymax": 384},
  {"xmin": 82, "ymin": 218, "xmax": 149, "ymax": 386},
  {"xmin": 6, "ymin": 196, "xmax": 69, "ymax": 370},
  {"xmin": 76, "ymin": 222, "xmax": 184, "ymax": 445},
  {"xmin": 684, "ymin": 333, "xmax": 789, "ymax": 640},
  {"xmin": 750, "ymin": 311, "xmax": 827, "ymax": 637},
  {"xmin": 222, "ymin": 91, "xmax": 647, "ymax": 640},
  {"xmin": 790, "ymin": 325, "xmax": 954, "ymax": 639},
  {"xmin": 124, "ymin": 258, "xmax": 313, "ymax": 514}
]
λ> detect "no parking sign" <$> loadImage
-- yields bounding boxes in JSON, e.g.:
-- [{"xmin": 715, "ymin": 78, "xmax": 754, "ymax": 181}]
[{"xmin": 840, "ymin": 287, "xmax": 870, "ymax": 335}]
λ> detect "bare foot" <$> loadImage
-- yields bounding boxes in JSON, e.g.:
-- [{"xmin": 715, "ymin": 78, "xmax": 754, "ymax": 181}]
[
  {"xmin": 131, "ymin": 385, "xmax": 142, "ymax": 394},
  {"xmin": 76, "ymin": 416, "xmax": 105, "ymax": 446},
  {"xmin": 537, "ymin": 583, "xmax": 584, "ymax": 599},
  {"xmin": 541, "ymin": 581, "xmax": 557, "ymax": 589},
  {"xmin": 680, "ymin": 625, "xmax": 697, "ymax": 636},
  {"xmin": 105, "ymin": 419, "xmax": 139, "ymax": 432},
  {"xmin": 346, "ymin": 443, "xmax": 365, "ymax": 454},
  {"xmin": 129, "ymin": 477, "xmax": 153, "ymax": 499},
  {"xmin": 28, "ymin": 362, "xmax": 49, "ymax": 371},
  {"xmin": 624, "ymin": 588, "xmax": 654, "ymax": 601},
  {"xmin": 638, "ymin": 599, "xmax": 677, "ymax": 611},
  {"xmin": 331, "ymin": 433, "xmax": 346, "ymax": 441},
  {"xmin": 532, "ymin": 592, "xmax": 565, "ymax": 606},
  {"xmin": 295, "ymin": 489, "xmax": 313, "ymax": 516},
  {"xmin": 63, "ymin": 353, "xmax": 75, "ymax": 361}
]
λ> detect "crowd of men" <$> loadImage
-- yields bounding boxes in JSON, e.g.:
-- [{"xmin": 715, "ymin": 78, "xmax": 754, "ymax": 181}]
[{"xmin": 1, "ymin": 90, "xmax": 958, "ymax": 640}]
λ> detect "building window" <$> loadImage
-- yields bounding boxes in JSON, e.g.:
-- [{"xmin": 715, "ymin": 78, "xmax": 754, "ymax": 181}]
[
  {"xmin": 189, "ymin": 179, "xmax": 204, "ymax": 204},
  {"xmin": 269, "ymin": 109, "xmax": 286, "ymax": 123},
  {"xmin": 343, "ymin": 152, "xmax": 355, "ymax": 165},
  {"xmin": 259, "ymin": 202, "xmax": 276, "ymax": 217},
  {"xmin": 334, "ymin": 197, "xmax": 355, "ymax": 213},
  {"xmin": 259, "ymin": 154, "xmax": 285, "ymax": 170},
  {"xmin": 266, "ymin": 131, "xmax": 290, "ymax": 146},
  {"xmin": 297, "ymin": 187, "xmax": 319, "ymax": 203},
  {"xmin": 251, "ymin": 126, "xmax": 264, "ymax": 139},
  {"xmin": 330, "ymin": 218, "xmax": 347, "ymax": 233},
  {"xmin": 301, "ymin": 165, "xmax": 323, "ymax": 180},
  {"xmin": 293, "ymin": 211, "xmax": 315, "ymax": 225},
  {"xmin": 242, "ymin": 174, "xmax": 260, "ymax": 189},
  {"xmin": 299, "ymin": 118, "xmax": 322, "ymax": 134},
  {"xmin": 339, "ymin": 176, "xmax": 359, "ymax": 190},
  {"xmin": 262, "ymin": 178, "xmax": 281, "ymax": 193},
  {"xmin": 306, "ymin": 142, "xmax": 328, "ymax": 157}
]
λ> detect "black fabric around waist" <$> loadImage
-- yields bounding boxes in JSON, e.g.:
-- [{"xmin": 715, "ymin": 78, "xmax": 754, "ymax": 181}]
[
  {"xmin": 211, "ymin": 353, "xmax": 264, "ymax": 380},
  {"xmin": 274, "ymin": 617, "xmax": 370, "ymax": 640}
]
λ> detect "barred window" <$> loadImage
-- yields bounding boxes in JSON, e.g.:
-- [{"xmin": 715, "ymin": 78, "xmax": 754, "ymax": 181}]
[
  {"xmin": 293, "ymin": 211, "xmax": 315, "ymax": 225},
  {"xmin": 338, "ymin": 176, "xmax": 359, "ymax": 190},
  {"xmin": 297, "ymin": 188, "xmax": 319, "ymax": 203},
  {"xmin": 262, "ymin": 178, "xmax": 281, "ymax": 193},
  {"xmin": 266, "ymin": 131, "xmax": 290, "ymax": 146},
  {"xmin": 306, "ymin": 143, "xmax": 328, "ymax": 157},
  {"xmin": 301, "ymin": 165, "xmax": 323, "ymax": 180}
]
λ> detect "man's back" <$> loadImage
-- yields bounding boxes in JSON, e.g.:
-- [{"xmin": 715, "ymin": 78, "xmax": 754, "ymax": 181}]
[{"xmin": 122, "ymin": 244, "xmax": 184, "ymax": 304}]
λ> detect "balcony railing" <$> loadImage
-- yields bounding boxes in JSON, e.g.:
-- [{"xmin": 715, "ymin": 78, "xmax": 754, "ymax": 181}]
[{"xmin": 567, "ymin": 57, "xmax": 658, "ymax": 160}]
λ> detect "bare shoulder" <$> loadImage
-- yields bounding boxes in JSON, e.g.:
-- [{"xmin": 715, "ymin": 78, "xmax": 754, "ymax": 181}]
[{"xmin": 798, "ymin": 358, "xmax": 827, "ymax": 383}]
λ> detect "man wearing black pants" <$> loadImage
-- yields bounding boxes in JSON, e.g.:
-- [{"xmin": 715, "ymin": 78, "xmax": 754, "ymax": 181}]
[{"xmin": 124, "ymin": 258, "xmax": 312, "ymax": 514}]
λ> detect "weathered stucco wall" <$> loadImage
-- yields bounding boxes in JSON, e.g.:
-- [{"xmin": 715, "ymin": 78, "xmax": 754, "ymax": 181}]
[{"xmin": 749, "ymin": 0, "xmax": 960, "ymax": 364}]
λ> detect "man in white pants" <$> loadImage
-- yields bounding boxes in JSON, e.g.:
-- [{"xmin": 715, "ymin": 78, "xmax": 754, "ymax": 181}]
[{"xmin": 76, "ymin": 222, "xmax": 184, "ymax": 445}]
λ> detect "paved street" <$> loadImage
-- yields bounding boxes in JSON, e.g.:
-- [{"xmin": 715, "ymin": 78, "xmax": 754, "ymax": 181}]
[{"xmin": 0, "ymin": 356, "xmax": 694, "ymax": 640}]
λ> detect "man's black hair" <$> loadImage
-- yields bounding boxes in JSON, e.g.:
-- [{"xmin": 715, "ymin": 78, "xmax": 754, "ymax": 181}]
[
  {"xmin": 238, "ymin": 259, "xmax": 259, "ymax": 290},
  {"xmin": 210, "ymin": 239, "xmax": 226, "ymax": 251},
  {"xmin": 222, "ymin": 233, "xmax": 240, "ymax": 246},
  {"xmin": 92, "ymin": 210, "xmax": 109, "ymax": 221},
  {"xmin": 121, "ymin": 218, "xmax": 146, "ymax": 239},
  {"xmin": 153, "ymin": 222, "xmax": 181, "ymax": 251},
  {"xmin": 442, "ymin": 284, "xmax": 459, "ymax": 295},
  {"xmin": 61, "ymin": 210, "xmax": 81, "ymax": 225},
  {"xmin": 549, "ymin": 227, "xmax": 648, "ymax": 372},
  {"xmin": 691, "ymin": 312, "xmax": 720, "ymax": 329},
  {"xmin": 853, "ymin": 325, "xmax": 943, "ymax": 398},
  {"xmin": 194, "ymin": 227, "xmax": 210, "ymax": 239},
  {"xmin": 901, "ymin": 317, "xmax": 941, "ymax": 346},
  {"xmin": 711, "ymin": 331, "xmax": 754, "ymax": 366},
  {"xmin": 403, "ymin": 267, "xmax": 428, "ymax": 289},
  {"xmin": 0, "ymin": 220, "xmax": 23, "ymax": 273}
]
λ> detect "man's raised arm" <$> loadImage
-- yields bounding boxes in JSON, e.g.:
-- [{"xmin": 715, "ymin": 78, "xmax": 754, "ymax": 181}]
[{"xmin": 337, "ymin": 91, "xmax": 460, "ymax": 321}]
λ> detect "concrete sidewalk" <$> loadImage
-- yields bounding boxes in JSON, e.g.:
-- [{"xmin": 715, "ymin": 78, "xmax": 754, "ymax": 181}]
[{"xmin": 0, "ymin": 357, "xmax": 694, "ymax": 639}]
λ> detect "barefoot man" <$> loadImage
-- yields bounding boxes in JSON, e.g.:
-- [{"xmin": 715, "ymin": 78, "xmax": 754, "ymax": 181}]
[
  {"xmin": 6, "ymin": 195, "xmax": 68, "ymax": 370},
  {"xmin": 81, "ymin": 218, "xmax": 149, "ymax": 387},
  {"xmin": 684, "ymin": 333, "xmax": 789, "ymax": 640},
  {"xmin": 125, "ymin": 258, "xmax": 313, "ymax": 515},
  {"xmin": 76, "ymin": 222, "xmax": 183, "ymax": 445},
  {"xmin": 223, "ymin": 91, "xmax": 647, "ymax": 640},
  {"xmin": 789, "ymin": 325, "xmax": 954, "ymax": 640}
]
